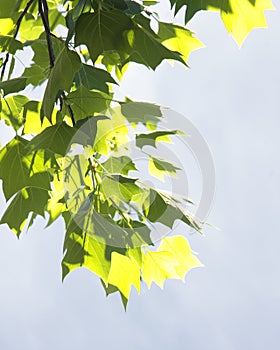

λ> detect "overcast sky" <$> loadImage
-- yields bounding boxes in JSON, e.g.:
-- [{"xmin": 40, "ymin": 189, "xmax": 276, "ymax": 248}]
[{"xmin": 0, "ymin": 2, "xmax": 280, "ymax": 349}]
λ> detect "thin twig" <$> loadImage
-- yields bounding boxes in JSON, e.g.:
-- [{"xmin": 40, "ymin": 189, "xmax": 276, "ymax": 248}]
[
  {"xmin": 61, "ymin": 92, "xmax": 76, "ymax": 126},
  {"xmin": 0, "ymin": 0, "xmax": 36, "ymax": 80}
]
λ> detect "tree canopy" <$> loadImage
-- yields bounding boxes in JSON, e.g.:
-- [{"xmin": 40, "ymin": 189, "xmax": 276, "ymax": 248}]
[{"xmin": 0, "ymin": 0, "xmax": 273, "ymax": 308}]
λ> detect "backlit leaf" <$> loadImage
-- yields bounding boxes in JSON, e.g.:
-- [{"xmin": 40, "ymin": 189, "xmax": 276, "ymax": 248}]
[
  {"xmin": 42, "ymin": 47, "xmax": 81, "ymax": 120},
  {"xmin": 148, "ymin": 155, "xmax": 180, "ymax": 181},
  {"xmin": 75, "ymin": 64, "xmax": 117, "ymax": 94},
  {"xmin": 0, "ymin": 77, "xmax": 27, "ymax": 96},
  {"xmin": 0, "ymin": 95, "xmax": 29, "ymax": 130},
  {"xmin": 101, "ymin": 156, "xmax": 137, "ymax": 175},
  {"xmin": 158, "ymin": 22, "xmax": 203, "ymax": 63},
  {"xmin": 158, "ymin": 236, "xmax": 203, "ymax": 280},
  {"xmin": 0, "ymin": 137, "xmax": 51, "ymax": 199},
  {"xmin": 170, "ymin": 0, "xmax": 274, "ymax": 46},
  {"xmin": 136, "ymin": 130, "xmax": 180, "ymax": 149},
  {"xmin": 121, "ymin": 101, "xmax": 162, "ymax": 128},
  {"xmin": 141, "ymin": 250, "xmax": 179, "ymax": 288},
  {"xmin": 65, "ymin": 85, "xmax": 110, "ymax": 121},
  {"xmin": 75, "ymin": 10, "xmax": 133, "ymax": 63},
  {"xmin": 0, "ymin": 187, "xmax": 49, "ymax": 236},
  {"xmin": 108, "ymin": 252, "xmax": 140, "ymax": 298}
]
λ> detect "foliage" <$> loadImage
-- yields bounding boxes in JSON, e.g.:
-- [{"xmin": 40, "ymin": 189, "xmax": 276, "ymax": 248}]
[{"xmin": 0, "ymin": 0, "xmax": 273, "ymax": 308}]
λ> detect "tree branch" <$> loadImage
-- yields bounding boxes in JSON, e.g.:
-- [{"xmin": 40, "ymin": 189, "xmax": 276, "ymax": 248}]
[{"xmin": 38, "ymin": 0, "xmax": 56, "ymax": 68}]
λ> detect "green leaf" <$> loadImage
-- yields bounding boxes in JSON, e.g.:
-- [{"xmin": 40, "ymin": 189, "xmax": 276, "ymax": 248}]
[
  {"xmin": 0, "ymin": 77, "xmax": 27, "ymax": 96},
  {"xmin": 121, "ymin": 101, "xmax": 162, "ymax": 128},
  {"xmin": 62, "ymin": 230, "xmax": 111, "ymax": 283},
  {"xmin": 136, "ymin": 130, "xmax": 180, "ymax": 148},
  {"xmin": 65, "ymin": 85, "xmax": 110, "ymax": 121},
  {"xmin": 63, "ymin": 179, "xmax": 138, "ymax": 247},
  {"xmin": 169, "ymin": 0, "xmax": 274, "ymax": 46},
  {"xmin": 46, "ymin": 173, "xmax": 67, "ymax": 226},
  {"xmin": 108, "ymin": 252, "xmax": 140, "ymax": 299},
  {"xmin": 42, "ymin": 47, "xmax": 81, "ymax": 120},
  {"xmin": 122, "ymin": 15, "xmax": 185, "ymax": 69},
  {"xmin": 101, "ymin": 156, "xmax": 137, "ymax": 175},
  {"xmin": 158, "ymin": 22, "xmax": 203, "ymax": 63},
  {"xmin": 148, "ymin": 155, "xmax": 180, "ymax": 181},
  {"xmin": 124, "ymin": 0, "xmax": 143, "ymax": 15},
  {"xmin": 120, "ymin": 220, "xmax": 153, "ymax": 247},
  {"xmin": 93, "ymin": 110, "xmax": 129, "ymax": 155},
  {"xmin": 75, "ymin": 9, "xmax": 133, "ymax": 63},
  {"xmin": 88, "ymin": 210, "xmax": 135, "ymax": 248},
  {"xmin": 0, "ymin": 35, "xmax": 23, "ymax": 54},
  {"xmin": 0, "ymin": 187, "xmax": 50, "ymax": 236},
  {"xmin": 0, "ymin": 137, "xmax": 51, "ymax": 200},
  {"xmin": 0, "ymin": 95, "xmax": 29, "ymax": 130},
  {"xmin": 0, "ymin": 0, "xmax": 17, "ymax": 18},
  {"xmin": 23, "ymin": 37, "xmax": 65, "ymax": 86},
  {"xmin": 29, "ymin": 122, "xmax": 78, "ymax": 156},
  {"xmin": 101, "ymin": 174, "xmax": 142, "ymax": 205},
  {"xmin": 75, "ymin": 64, "xmax": 117, "ymax": 94},
  {"xmin": 143, "ymin": 189, "xmax": 202, "ymax": 231}
]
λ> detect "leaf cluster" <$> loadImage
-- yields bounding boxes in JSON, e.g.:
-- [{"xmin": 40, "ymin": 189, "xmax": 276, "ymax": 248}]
[{"xmin": 0, "ymin": 0, "xmax": 273, "ymax": 307}]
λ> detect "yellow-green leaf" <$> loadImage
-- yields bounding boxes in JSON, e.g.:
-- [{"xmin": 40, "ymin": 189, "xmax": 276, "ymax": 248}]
[
  {"xmin": 158, "ymin": 236, "xmax": 203, "ymax": 280},
  {"xmin": 141, "ymin": 250, "xmax": 179, "ymax": 288},
  {"xmin": 158, "ymin": 22, "xmax": 204, "ymax": 63},
  {"xmin": 148, "ymin": 155, "xmax": 180, "ymax": 181},
  {"xmin": 221, "ymin": 0, "xmax": 274, "ymax": 46},
  {"xmin": 108, "ymin": 252, "xmax": 140, "ymax": 299}
]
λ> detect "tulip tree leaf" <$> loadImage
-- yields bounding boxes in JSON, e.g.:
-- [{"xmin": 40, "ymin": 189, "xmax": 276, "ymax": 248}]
[
  {"xmin": 101, "ymin": 156, "xmax": 137, "ymax": 175},
  {"xmin": 0, "ymin": 0, "xmax": 269, "ymax": 307},
  {"xmin": 0, "ymin": 187, "xmax": 50, "ymax": 236},
  {"xmin": 0, "ymin": 35, "xmax": 23, "ymax": 54},
  {"xmin": 148, "ymin": 155, "xmax": 181, "ymax": 180},
  {"xmin": 0, "ymin": 0, "xmax": 18, "ymax": 18},
  {"xmin": 123, "ymin": 24, "xmax": 186, "ymax": 69},
  {"xmin": 29, "ymin": 122, "xmax": 78, "ymax": 156},
  {"xmin": 62, "ymin": 230, "xmax": 111, "ymax": 283},
  {"xmin": 142, "ymin": 235, "xmax": 202, "ymax": 288},
  {"xmin": 0, "ymin": 137, "xmax": 51, "ymax": 200},
  {"xmin": 158, "ymin": 22, "xmax": 204, "ymax": 63},
  {"xmin": 75, "ymin": 64, "xmax": 117, "ymax": 94},
  {"xmin": 75, "ymin": 10, "xmax": 133, "ymax": 63},
  {"xmin": 42, "ymin": 47, "xmax": 81, "ymax": 120},
  {"xmin": 0, "ymin": 95, "xmax": 28, "ymax": 130},
  {"xmin": 142, "ymin": 250, "xmax": 179, "ymax": 288},
  {"xmin": 158, "ymin": 236, "xmax": 203, "ymax": 280},
  {"xmin": 108, "ymin": 252, "xmax": 140, "ymax": 299},
  {"xmin": 22, "ymin": 101, "xmax": 54, "ymax": 135},
  {"xmin": 169, "ymin": 0, "xmax": 274, "ymax": 46},
  {"xmin": 136, "ymin": 130, "xmax": 180, "ymax": 149},
  {"xmin": 143, "ymin": 189, "xmax": 202, "ymax": 231},
  {"xmin": 121, "ymin": 101, "xmax": 162, "ymax": 128},
  {"xmin": 65, "ymin": 86, "xmax": 110, "ymax": 121}
]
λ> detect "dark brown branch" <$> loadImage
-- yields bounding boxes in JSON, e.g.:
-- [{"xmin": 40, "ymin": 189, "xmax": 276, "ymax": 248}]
[
  {"xmin": 67, "ymin": 103, "xmax": 76, "ymax": 127},
  {"xmin": 0, "ymin": 0, "xmax": 36, "ymax": 80},
  {"xmin": 61, "ymin": 92, "xmax": 76, "ymax": 126},
  {"xmin": 38, "ymin": 0, "xmax": 55, "ymax": 68}
]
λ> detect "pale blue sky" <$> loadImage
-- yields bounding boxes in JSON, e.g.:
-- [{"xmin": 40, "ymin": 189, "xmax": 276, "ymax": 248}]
[{"xmin": 0, "ymin": 2, "xmax": 279, "ymax": 349}]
